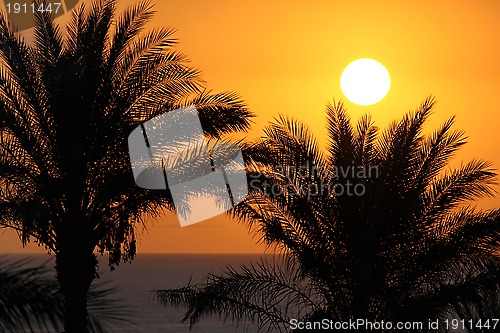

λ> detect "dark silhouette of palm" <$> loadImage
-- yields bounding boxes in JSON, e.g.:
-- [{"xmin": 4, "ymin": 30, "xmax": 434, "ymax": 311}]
[
  {"xmin": 157, "ymin": 98, "xmax": 500, "ymax": 332},
  {"xmin": 0, "ymin": 1, "xmax": 251, "ymax": 332},
  {"xmin": 0, "ymin": 258, "xmax": 63, "ymax": 332},
  {"xmin": 0, "ymin": 258, "xmax": 131, "ymax": 333}
]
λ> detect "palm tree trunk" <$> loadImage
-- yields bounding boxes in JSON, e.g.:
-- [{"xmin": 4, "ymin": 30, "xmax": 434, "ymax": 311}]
[{"xmin": 55, "ymin": 238, "xmax": 97, "ymax": 333}]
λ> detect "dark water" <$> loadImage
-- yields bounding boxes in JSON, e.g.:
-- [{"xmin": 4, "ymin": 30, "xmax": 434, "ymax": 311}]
[{"xmin": 5, "ymin": 253, "xmax": 272, "ymax": 333}]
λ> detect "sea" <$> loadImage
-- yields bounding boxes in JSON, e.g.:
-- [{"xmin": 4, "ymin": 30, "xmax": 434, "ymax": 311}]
[{"xmin": 5, "ymin": 253, "xmax": 277, "ymax": 333}]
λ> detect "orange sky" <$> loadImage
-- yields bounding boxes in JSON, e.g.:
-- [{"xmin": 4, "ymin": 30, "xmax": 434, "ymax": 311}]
[{"xmin": 1, "ymin": 0, "xmax": 500, "ymax": 254}]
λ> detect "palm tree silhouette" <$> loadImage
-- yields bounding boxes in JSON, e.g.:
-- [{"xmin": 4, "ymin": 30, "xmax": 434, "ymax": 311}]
[
  {"xmin": 0, "ymin": 257, "xmax": 131, "ymax": 333},
  {"xmin": 0, "ymin": 258, "xmax": 63, "ymax": 332},
  {"xmin": 157, "ymin": 98, "xmax": 500, "ymax": 332},
  {"xmin": 0, "ymin": 0, "xmax": 252, "ymax": 331}
]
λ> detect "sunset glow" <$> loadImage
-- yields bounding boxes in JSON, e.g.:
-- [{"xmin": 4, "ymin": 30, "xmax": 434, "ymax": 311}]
[{"xmin": 1, "ymin": 0, "xmax": 500, "ymax": 255}]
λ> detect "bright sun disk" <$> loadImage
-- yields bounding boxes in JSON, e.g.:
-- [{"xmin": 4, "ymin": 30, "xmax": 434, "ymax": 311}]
[{"xmin": 340, "ymin": 58, "xmax": 391, "ymax": 106}]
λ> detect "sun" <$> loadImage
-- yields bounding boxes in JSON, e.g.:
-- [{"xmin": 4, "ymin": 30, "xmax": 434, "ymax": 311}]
[{"xmin": 340, "ymin": 58, "xmax": 391, "ymax": 106}]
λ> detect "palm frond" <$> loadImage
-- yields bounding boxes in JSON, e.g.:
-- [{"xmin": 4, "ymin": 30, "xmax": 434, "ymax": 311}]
[
  {"xmin": 326, "ymin": 100, "xmax": 355, "ymax": 165},
  {"xmin": 421, "ymin": 159, "xmax": 497, "ymax": 220},
  {"xmin": 0, "ymin": 258, "xmax": 63, "ymax": 333},
  {"xmin": 156, "ymin": 258, "xmax": 321, "ymax": 333}
]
